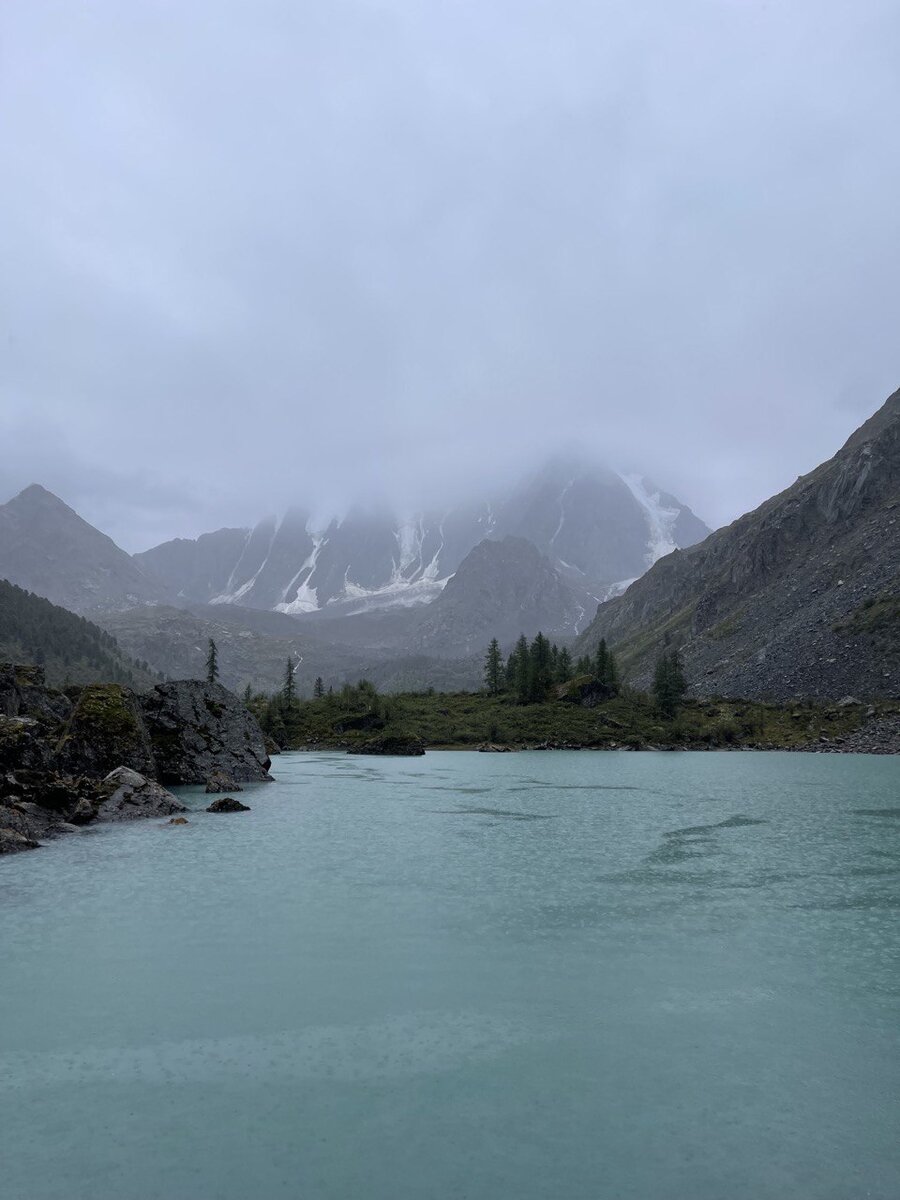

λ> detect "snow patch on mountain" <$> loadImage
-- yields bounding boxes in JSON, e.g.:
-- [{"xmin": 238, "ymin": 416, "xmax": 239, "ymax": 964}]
[
  {"xmin": 618, "ymin": 474, "xmax": 680, "ymax": 568},
  {"xmin": 276, "ymin": 536, "xmax": 324, "ymax": 615}
]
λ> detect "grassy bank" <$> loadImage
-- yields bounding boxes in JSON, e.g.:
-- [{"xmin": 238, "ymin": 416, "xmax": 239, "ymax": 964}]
[{"xmin": 267, "ymin": 686, "xmax": 892, "ymax": 752}]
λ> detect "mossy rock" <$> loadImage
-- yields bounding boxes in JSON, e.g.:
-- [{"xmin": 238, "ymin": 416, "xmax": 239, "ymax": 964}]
[{"xmin": 55, "ymin": 684, "xmax": 156, "ymax": 779}]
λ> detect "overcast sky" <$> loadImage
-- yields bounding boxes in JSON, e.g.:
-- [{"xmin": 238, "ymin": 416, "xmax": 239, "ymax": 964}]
[{"xmin": 1, "ymin": 0, "xmax": 898, "ymax": 551}]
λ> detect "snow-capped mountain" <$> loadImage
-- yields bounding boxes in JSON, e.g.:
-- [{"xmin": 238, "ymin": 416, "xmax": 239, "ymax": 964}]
[{"xmin": 135, "ymin": 459, "xmax": 709, "ymax": 617}]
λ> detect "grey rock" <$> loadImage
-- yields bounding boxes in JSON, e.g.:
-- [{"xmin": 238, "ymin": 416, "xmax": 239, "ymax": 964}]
[
  {"xmin": 96, "ymin": 767, "xmax": 186, "ymax": 822},
  {"xmin": 141, "ymin": 681, "xmax": 273, "ymax": 785},
  {"xmin": 205, "ymin": 769, "xmax": 243, "ymax": 794},
  {"xmin": 0, "ymin": 826, "xmax": 40, "ymax": 854}
]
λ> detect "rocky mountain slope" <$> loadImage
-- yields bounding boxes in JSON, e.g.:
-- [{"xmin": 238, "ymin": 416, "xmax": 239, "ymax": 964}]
[
  {"xmin": 576, "ymin": 388, "xmax": 900, "ymax": 701},
  {"xmin": 410, "ymin": 536, "xmax": 581, "ymax": 657},
  {"xmin": 0, "ymin": 577, "xmax": 161, "ymax": 688},
  {"xmin": 135, "ymin": 458, "xmax": 708, "ymax": 615},
  {"xmin": 0, "ymin": 484, "xmax": 165, "ymax": 613}
]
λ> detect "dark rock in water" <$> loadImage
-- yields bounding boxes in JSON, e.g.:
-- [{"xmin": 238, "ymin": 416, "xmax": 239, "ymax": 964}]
[
  {"xmin": 205, "ymin": 769, "xmax": 243, "ymax": 794},
  {"xmin": 352, "ymin": 734, "xmax": 426, "ymax": 757},
  {"xmin": 0, "ymin": 826, "xmax": 40, "ymax": 854},
  {"xmin": 206, "ymin": 797, "xmax": 250, "ymax": 813},
  {"xmin": 168, "ymin": 816, "xmax": 189, "ymax": 825},
  {"xmin": 56, "ymin": 684, "xmax": 156, "ymax": 778},
  {"xmin": 96, "ymin": 767, "xmax": 186, "ymax": 822},
  {"xmin": 141, "ymin": 681, "xmax": 273, "ymax": 785},
  {"xmin": 478, "ymin": 743, "xmax": 513, "ymax": 753}
]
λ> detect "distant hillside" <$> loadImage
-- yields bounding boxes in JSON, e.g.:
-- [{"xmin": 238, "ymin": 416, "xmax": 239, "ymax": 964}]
[
  {"xmin": 0, "ymin": 578, "xmax": 162, "ymax": 688},
  {"xmin": 99, "ymin": 603, "xmax": 482, "ymax": 695},
  {"xmin": 0, "ymin": 484, "xmax": 165, "ymax": 613},
  {"xmin": 576, "ymin": 388, "xmax": 900, "ymax": 701}
]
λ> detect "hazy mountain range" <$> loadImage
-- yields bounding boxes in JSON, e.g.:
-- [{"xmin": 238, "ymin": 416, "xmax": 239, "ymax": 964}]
[
  {"xmin": 2, "ymin": 393, "xmax": 897, "ymax": 703},
  {"xmin": 135, "ymin": 459, "xmax": 708, "ymax": 617},
  {"xmin": 0, "ymin": 457, "xmax": 709, "ymax": 682}
]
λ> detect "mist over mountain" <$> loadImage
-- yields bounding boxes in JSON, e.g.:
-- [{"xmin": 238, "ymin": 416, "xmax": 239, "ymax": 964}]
[{"xmin": 135, "ymin": 457, "xmax": 709, "ymax": 618}]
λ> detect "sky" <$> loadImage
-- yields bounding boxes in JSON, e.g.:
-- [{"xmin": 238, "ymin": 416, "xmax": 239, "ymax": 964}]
[{"xmin": 1, "ymin": 0, "xmax": 898, "ymax": 552}]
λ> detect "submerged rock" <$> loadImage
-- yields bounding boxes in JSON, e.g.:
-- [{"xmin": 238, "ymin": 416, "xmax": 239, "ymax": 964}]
[
  {"xmin": 167, "ymin": 816, "xmax": 189, "ymax": 825},
  {"xmin": 206, "ymin": 797, "xmax": 250, "ymax": 813},
  {"xmin": 96, "ymin": 767, "xmax": 186, "ymax": 822}
]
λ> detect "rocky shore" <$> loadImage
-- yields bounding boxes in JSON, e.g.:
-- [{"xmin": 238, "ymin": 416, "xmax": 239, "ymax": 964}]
[{"xmin": 0, "ymin": 664, "xmax": 272, "ymax": 854}]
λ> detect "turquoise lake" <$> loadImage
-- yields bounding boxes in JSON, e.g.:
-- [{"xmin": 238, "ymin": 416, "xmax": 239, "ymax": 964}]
[{"xmin": 1, "ymin": 750, "xmax": 899, "ymax": 1199}]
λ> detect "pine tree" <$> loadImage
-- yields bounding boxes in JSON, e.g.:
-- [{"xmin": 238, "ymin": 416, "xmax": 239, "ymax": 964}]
[
  {"xmin": 653, "ymin": 648, "xmax": 687, "ymax": 718},
  {"xmin": 557, "ymin": 646, "xmax": 573, "ymax": 683},
  {"xmin": 513, "ymin": 634, "xmax": 530, "ymax": 705},
  {"xmin": 528, "ymin": 632, "xmax": 553, "ymax": 702},
  {"xmin": 484, "ymin": 638, "xmax": 504, "ymax": 695},
  {"xmin": 314, "ymin": 676, "xmax": 325, "ymax": 699},
  {"xmin": 594, "ymin": 638, "xmax": 609, "ymax": 682},
  {"xmin": 206, "ymin": 638, "xmax": 219, "ymax": 684},
  {"xmin": 243, "ymin": 682, "xmax": 253, "ymax": 707},
  {"xmin": 281, "ymin": 656, "xmax": 296, "ymax": 711}
]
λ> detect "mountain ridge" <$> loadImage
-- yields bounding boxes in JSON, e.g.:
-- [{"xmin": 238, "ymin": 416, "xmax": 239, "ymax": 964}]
[{"xmin": 576, "ymin": 387, "xmax": 900, "ymax": 701}]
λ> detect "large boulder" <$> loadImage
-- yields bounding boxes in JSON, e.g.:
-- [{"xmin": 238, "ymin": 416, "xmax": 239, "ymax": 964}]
[
  {"xmin": 141, "ymin": 681, "xmax": 273, "ymax": 785},
  {"xmin": 55, "ymin": 684, "xmax": 156, "ymax": 778},
  {"xmin": 96, "ymin": 767, "xmax": 186, "ymax": 822}
]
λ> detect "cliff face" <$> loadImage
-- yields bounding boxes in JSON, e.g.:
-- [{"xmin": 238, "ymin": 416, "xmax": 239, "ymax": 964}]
[{"xmin": 576, "ymin": 390, "xmax": 900, "ymax": 701}]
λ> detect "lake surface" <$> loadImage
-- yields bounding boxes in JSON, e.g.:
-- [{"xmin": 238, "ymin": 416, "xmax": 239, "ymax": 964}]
[{"xmin": 2, "ymin": 750, "xmax": 899, "ymax": 1199}]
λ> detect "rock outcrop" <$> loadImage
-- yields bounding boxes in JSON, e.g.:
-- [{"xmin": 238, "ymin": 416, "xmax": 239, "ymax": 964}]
[
  {"xmin": 142, "ymin": 681, "xmax": 271, "ymax": 784},
  {"xmin": 56, "ymin": 684, "xmax": 157, "ymax": 778},
  {"xmin": 0, "ymin": 665, "xmax": 272, "ymax": 854}
]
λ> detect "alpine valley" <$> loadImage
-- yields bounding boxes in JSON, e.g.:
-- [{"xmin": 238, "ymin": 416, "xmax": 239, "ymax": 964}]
[
  {"xmin": 1, "ymin": 392, "xmax": 898, "ymax": 707},
  {"xmin": 0, "ymin": 457, "xmax": 708, "ymax": 693}
]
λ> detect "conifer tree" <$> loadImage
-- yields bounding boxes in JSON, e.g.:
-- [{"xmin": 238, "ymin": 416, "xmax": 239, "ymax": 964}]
[
  {"xmin": 557, "ymin": 646, "xmax": 573, "ymax": 683},
  {"xmin": 484, "ymin": 638, "xmax": 504, "ymax": 695},
  {"xmin": 594, "ymin": 638, "xmax": 609, "ymax": 682},
  {"xmin": 205, "ymin": 638, "xmax": 219, "ymax": 684},
  {"xmin": 513, "ymin": 634, "xmax": 530, "ymax": 704},
  {"xmin": 528, "ymin": 632, "xmax": 553, "ymax": 702},
  {"xmin": 281, "ymin": 656, "xmax": 296, "ymax": 711},
  {"xmin": 653, "ymin": 648, "xmax": 687, "ymax": 718},
  {"xmin": 314, "ymin": 676, "xmax": 325, "ymax": 699},
  {"xmin": 243, "ymin": 682, "xmax": 252, "ymax": 707}
]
